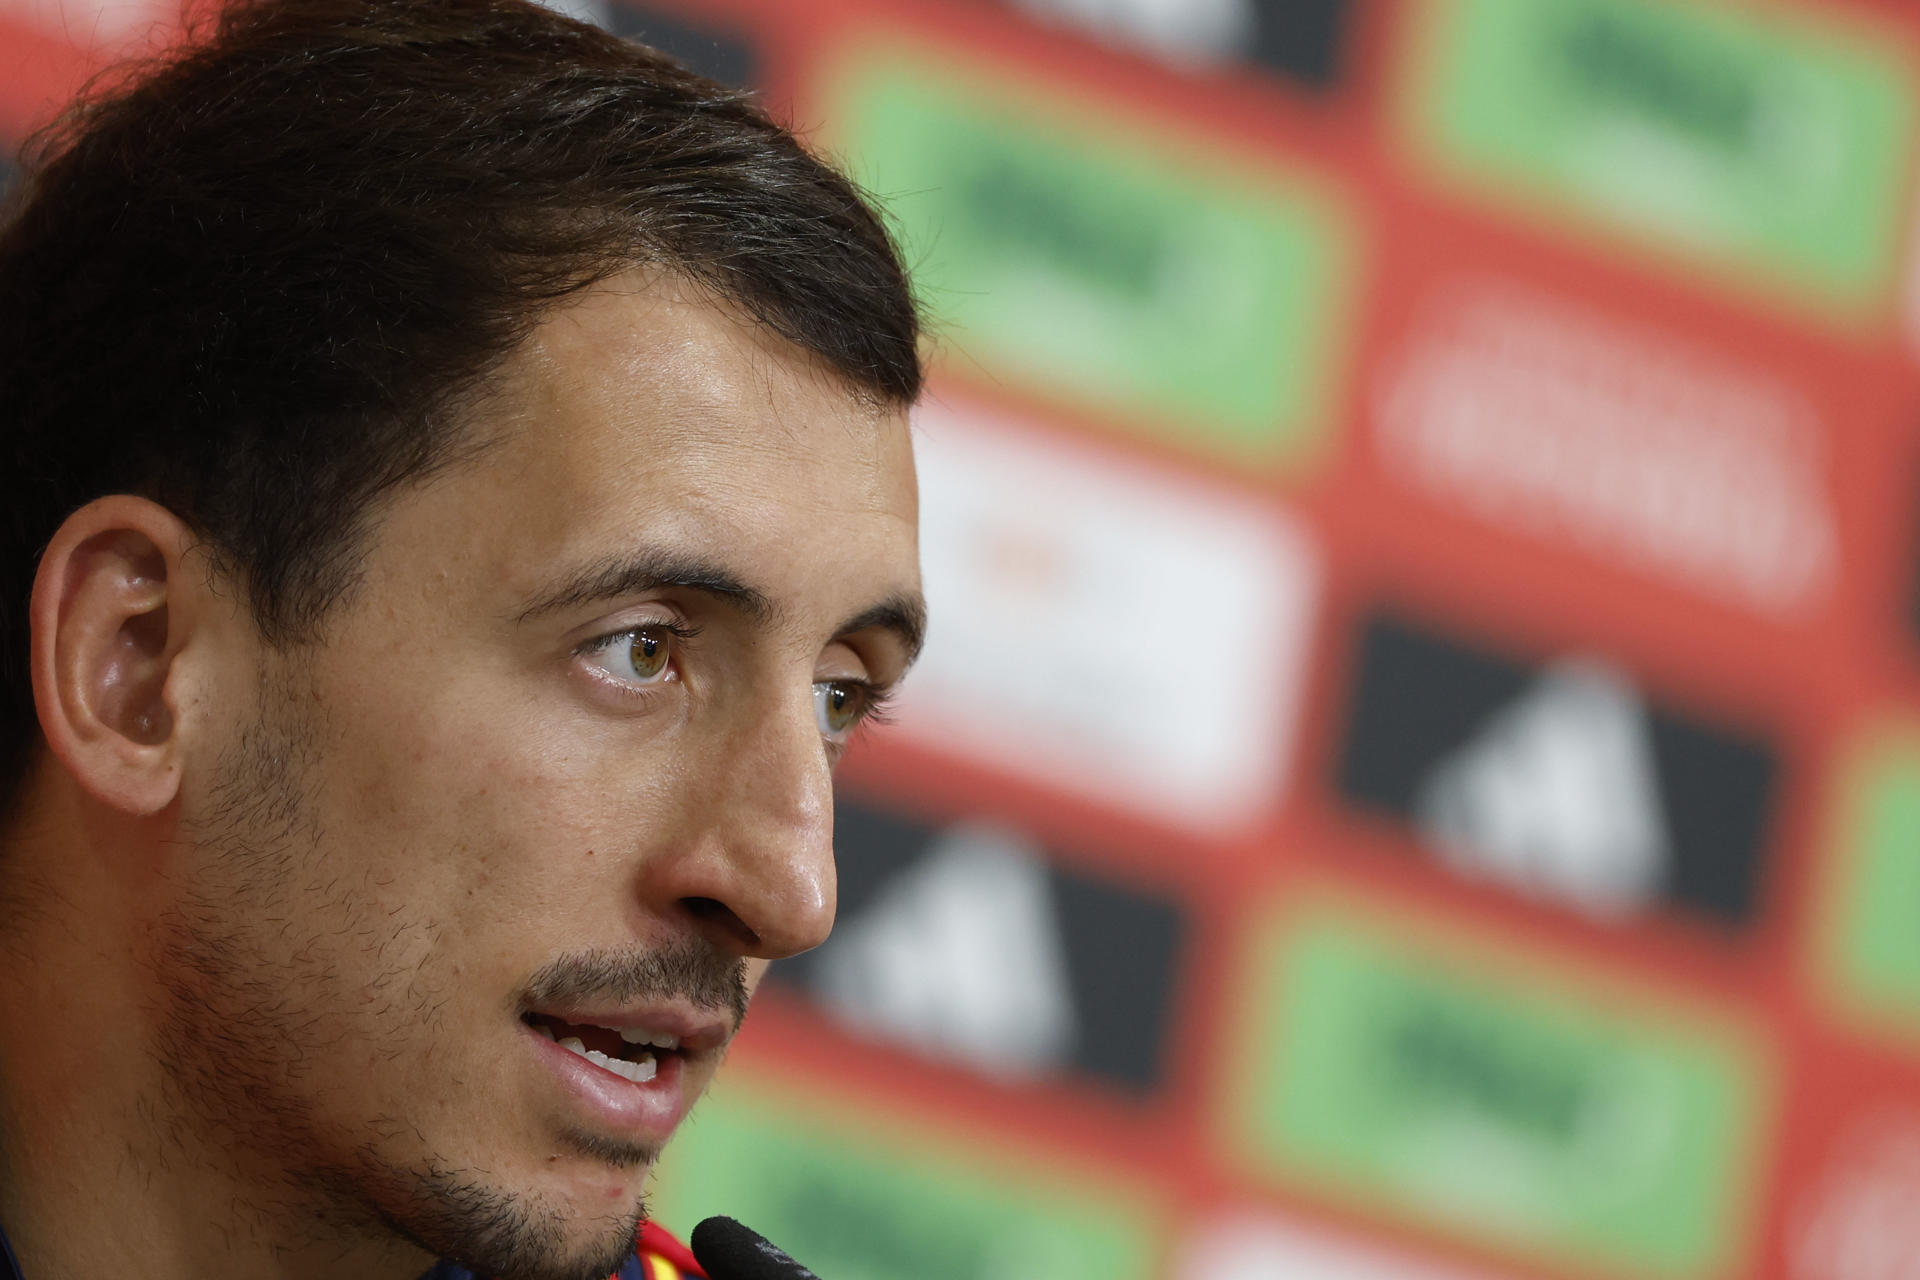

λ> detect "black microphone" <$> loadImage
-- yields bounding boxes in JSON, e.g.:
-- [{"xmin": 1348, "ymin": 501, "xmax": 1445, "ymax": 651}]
[{"xmin": 689, "ymin": 1217, "xmax": 821, "ymax": 1280}]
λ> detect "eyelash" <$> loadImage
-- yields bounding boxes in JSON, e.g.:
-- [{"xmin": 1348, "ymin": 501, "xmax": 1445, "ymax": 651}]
[
  {"xmin": 849, "ymin": 683, "xmax": 897, "ymax": 728},
  {"xmin": 576, "ymin": 620, "xmax": 702, "ymax": 679},
  {"xmin": 583, "ymin": 620, "xmax": 703, "ymax": 649},
  {"xmin": 574, "ymin": 623, "xmax": 899, "ymax": 739}
]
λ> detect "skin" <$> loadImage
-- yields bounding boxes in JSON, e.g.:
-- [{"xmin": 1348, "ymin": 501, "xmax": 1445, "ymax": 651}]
[{"xmin": 0, "ymin": 271, "xmax": 922, "ymax": 1280}]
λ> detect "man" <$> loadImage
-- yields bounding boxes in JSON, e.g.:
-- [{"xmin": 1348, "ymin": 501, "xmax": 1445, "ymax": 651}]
[{"xmin": 0, "ymin": 1, "xmax": 925, "ymax": 1277}]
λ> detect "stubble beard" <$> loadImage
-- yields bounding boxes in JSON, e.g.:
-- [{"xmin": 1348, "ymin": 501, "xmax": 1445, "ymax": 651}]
[{"xmin": 143, "ymin": 664, "xmax": 741, "ymax": 1280}]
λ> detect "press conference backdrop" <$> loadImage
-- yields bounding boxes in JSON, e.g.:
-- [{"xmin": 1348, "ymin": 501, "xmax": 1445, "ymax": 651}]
[{"xmin": 8, "ymin": 0, "xmax": 1920, "ymax": 1275}]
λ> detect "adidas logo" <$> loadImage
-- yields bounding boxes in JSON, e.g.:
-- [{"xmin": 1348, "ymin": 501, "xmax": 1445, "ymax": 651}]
[
  {"xmin": 812, "ymin": 824, "xmax": 1078, "ymax": 1081},
  {"xmin": 1337, "ymin": 612, "xmax": 1777, "ymax": 927},
  {"xmin": 776, "ymin": 797, "xmax": 1189, "ymax": 1092},
  {"xmin": 1416, "ymin": 659, "xmax": 1669, "ymax": 918}
]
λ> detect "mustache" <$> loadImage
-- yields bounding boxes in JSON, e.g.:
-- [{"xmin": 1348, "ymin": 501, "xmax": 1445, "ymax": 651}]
[{"xmin": 519, "ymin": 939, "xmax": 750, "ymax": 1030}]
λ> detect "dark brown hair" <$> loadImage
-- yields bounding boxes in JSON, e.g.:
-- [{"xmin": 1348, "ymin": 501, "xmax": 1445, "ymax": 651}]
[{"xmin": 0, "ymin": 0, "xmax": 922, "ymax": 814}]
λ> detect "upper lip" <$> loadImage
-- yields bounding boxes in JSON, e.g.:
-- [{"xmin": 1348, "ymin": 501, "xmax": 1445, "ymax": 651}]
[{"xmin": 523, "ymin": 1003, "xmax": 733, "ymax": 1055}]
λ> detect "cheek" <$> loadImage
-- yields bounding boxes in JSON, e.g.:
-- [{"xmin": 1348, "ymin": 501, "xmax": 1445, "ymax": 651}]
[
  {"xmin": 310, "ymin": 687, "xmax": 569, "ymax": 884},
  {"xmin": 316, "ymin": 682, "xmax": 687, "ymax": 931}
]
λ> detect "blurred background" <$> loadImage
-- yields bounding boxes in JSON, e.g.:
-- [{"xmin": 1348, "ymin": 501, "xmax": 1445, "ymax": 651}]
[{"xmin": 7, "ymin": 0, "xmax": 1920, "ymax": 1276}]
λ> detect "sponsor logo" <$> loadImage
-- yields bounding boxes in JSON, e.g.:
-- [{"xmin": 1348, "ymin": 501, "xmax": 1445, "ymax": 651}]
[
  {"xmin": 653, "ymin": 1073, "xmax": 1164, "ymax": 1280},
  {"xmin": 1336, "ymin": 612, "xmax": 1780, "ymax": 926},
  {"xmin": 995, "ymin": 0, "xmax": 1352, "ymax": 88},
  {"xmin": 826, "ymin": 44, "xmax": 1359, "ymax": 468},
  {"xmin": 1002, "ymin": 0, "xmax": 1261, "ymax": 69},
  {"xmin": 1240, "ymin": 0, "xmax": 1351, "ymax": 89},
  {"xmin": 534, "ymin": 1, "xmax": 758, "ymax": 87},
  {"xmin": 1374, "ymin": 282, "xmax": 1838, "ymax": 619},
  {"xmin": 893, "ymin": 399, "xmax": 1318, "ymax": 834},
  {"xmin": 1790, "ymin": 1109, "xmax": 1920, "ymax": 1280},
  {"xmin": 1416, "ymin": 658, "xmax": 1668, "ymax": 916},
  {"xmin": 1230, "ymin": 899, "xmax": 1772, "ymax": 1278},
  {"xmin": 773, "ymin": 794, "xmax": 1188, "ymax": 1094},
  {"xmin": 1399, "ymin": 0, "xmax": 1915, "ymax": 323},
  {"xmin": 601, "ymin": 2, "xmax": 757, "ymax": 89},
  {"xmin": 1815, "ymin": 731, "xmax": 1920, "ymax": 1047},
  {"xmin": 1176, "ymin": 1212, "xmax": 1518, "ymax": 1280}
]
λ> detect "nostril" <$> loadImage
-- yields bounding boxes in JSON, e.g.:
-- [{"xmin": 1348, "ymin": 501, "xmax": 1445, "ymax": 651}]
[{"xmin": 681, "ymin": 896, "xmax": 760, "ymax": 950}]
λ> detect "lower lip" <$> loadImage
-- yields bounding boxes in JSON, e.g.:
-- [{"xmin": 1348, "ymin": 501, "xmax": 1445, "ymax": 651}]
[{"xmin": 525, "ymin": 1026, "xmax": 690, "ymax": 1143}]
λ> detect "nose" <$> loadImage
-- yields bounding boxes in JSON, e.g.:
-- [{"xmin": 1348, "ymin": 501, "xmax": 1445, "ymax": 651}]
[{"xmin": 645, "ymin": 687, "xmax": 837, "ymax": 961}]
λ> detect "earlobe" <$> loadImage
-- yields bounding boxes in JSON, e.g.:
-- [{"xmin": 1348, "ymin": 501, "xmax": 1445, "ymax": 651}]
[{"xmin": 29, "ymin": 497, "xmax": 200, "ymax": 816}]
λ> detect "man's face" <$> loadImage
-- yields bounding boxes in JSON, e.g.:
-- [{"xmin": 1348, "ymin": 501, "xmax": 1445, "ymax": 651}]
[{"xmin": 157, "ymin": 275, "xmax": 921, "ymax": 1279}]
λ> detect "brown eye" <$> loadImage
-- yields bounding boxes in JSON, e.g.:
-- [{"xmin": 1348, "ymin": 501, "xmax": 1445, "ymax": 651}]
[
  {"xmin": 625, "ymin": 627, "xmax": 672, "ymax": 681},
  {"xmin": 813, "ymin": 681, "xmax": 867, "ymax": 741},
  {"xmin": 578, "ymin": 621, "xmax": 689, "ymax": 692}
]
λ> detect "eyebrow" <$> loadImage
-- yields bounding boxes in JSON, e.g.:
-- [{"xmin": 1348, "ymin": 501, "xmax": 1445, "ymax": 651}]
[
  {"xmin": 513, "ymin": 548, "xmax": 927, "ymax": 668},
  {"xmin": 838, "ymin": 592, "xmax": 928, "ymax": 672},
  {"xmin": 515, "ymin": 549, "xmax": 776, "ymax": 625}
]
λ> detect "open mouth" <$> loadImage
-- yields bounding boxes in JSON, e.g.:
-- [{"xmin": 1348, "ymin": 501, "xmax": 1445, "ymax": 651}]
[{"xmin": 522, "ymin": 1012, "xmax": 682, "ymax": 1085}]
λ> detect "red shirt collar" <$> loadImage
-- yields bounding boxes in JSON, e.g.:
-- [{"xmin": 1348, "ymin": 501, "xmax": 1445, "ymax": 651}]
[{"xmin": 639, "ymin": 1220, "xmax": 707, "ymax": 1278}]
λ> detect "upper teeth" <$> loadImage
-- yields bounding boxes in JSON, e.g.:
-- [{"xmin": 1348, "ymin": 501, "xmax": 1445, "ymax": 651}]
[
  {"xmin": 554, "ymin": 1036, "xmax": 658, "ymax": 1084},
  {"xmin": 530, "ymin": 1021, "xmax": 679, "ymax": 1052},
  {"xmin": 618, "ymin": 1027, "xmax": 680, "ymax": 1051}
]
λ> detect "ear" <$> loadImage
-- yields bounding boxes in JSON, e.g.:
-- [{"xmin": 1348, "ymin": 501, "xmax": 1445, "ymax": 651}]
[{"xmin": 29, "ymin": 496, "xmax": 204, "ymax": 816}]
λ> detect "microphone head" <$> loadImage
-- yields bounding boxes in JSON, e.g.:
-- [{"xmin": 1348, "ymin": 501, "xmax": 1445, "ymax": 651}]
[{"xmin": 689, "ymin": 1216, "xmax": 822, "ymax": 1280}]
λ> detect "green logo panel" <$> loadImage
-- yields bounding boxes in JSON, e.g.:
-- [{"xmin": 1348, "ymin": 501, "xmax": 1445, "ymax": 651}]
[
  {"xmin": 1230, "ymin": 897, "xmax": 1771, "ymax": 1279},
  {"xmin": 1816, "ymin": 729, "xmax": 1920, "ymax": 1043},
  {"xmin": 1401, "ymin": 0, "xmax": 1916, "ymax": 326},
  {"xmin": 823, "ymin": 42, "xmax": 1359, "ymax": 471},
  {"xmin": 653, "ymin": 1070, "xmax": 1162, "ymax": 1280}
]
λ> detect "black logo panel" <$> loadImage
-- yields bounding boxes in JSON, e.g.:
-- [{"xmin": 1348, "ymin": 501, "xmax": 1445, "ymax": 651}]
[
  {"xmin": 1334, "ymin": 612, "xmax": 1778, "ymax": 927},
  {"xmin": 605, "ymin": 2, "xmax": 759, "ymax": 90},
  {"xmin": 974, "ymin": 0, "xmax": 1350, "ymax": 92},
  {"xmin": 772, "ymin": 796, "xmax": 1188, "ymax": 1095},
  {"xmin": 1245, "ymin": 0, "xmax": 1352, "ymax": 91}
]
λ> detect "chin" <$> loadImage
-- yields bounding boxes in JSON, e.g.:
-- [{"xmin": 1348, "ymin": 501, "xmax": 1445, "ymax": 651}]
[{"xmin": 368, "ymin": 1138, "xmax": 650, "ymax": 1280}]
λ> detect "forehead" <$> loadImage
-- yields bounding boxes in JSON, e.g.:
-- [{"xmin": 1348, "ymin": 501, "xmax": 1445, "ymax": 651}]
[{"xmin": 394, "ymin": 272, "xmax": 919, "ymax": 620}]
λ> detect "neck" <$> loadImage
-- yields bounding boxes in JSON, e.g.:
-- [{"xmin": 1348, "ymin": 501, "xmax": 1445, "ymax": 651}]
[{"xmin": 0, "ymin": 779, "xmax": 433, "ymax": 1280}]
